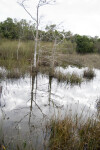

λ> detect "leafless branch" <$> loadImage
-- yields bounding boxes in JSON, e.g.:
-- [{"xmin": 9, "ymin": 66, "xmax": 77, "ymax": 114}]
[
  {"xmin": 17, "ymin": 0, "xmax": 37, "ymax": 22},
  {"xmin": 38, "ymin": 0, "xmax": 55, "ymax": 8}
]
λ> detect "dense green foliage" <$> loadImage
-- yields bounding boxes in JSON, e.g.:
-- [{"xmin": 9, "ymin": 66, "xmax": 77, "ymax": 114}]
[
  {"xmin": 1, "ymin": 18, "xmax": 100, "ymax": 53},
  {"xmin": 0, "ymin": 18, "xmax": 63, "ymax": 42},
  {"xmin": 0, "ymin": 18, "xmax": 35, "ymax": 40},
  {"xmin": 75, "ymin": 35, "xmax": 94, "ymax": 53}
]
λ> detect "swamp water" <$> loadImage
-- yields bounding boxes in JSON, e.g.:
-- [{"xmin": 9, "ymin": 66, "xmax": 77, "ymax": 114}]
[{"xmin": 0, "ymin": 66, "xmax": 100, "ymax": 149}]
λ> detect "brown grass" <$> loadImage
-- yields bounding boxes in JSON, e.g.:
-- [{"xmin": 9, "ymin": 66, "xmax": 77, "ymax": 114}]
[
  {"xmin": 1, "ymin": 40, "xmax": 100, "ymax": 70},
  {"xmin": 57, "ymin": 54, "xmax": 100, "ymax": 69},
  {"xmin": 49, "ymin": 114, "xmax": 100, "ymax": 150}
]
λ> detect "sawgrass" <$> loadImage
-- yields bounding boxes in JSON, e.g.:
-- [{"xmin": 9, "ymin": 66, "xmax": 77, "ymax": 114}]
[{"xmin": 49, "ymin": 113, "xmax": 100, "ymax": 150}]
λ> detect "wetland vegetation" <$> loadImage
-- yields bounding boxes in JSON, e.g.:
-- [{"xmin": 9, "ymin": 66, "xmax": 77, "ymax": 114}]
[{"xmin": 0, "ymin": 18, "xmax": 100, "ymax": 150}]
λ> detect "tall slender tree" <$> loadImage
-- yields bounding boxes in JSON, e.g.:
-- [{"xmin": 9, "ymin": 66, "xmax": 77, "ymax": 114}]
[{"xmin": 18, "ymin": 0, "xmax": 56, "ymax": 67}]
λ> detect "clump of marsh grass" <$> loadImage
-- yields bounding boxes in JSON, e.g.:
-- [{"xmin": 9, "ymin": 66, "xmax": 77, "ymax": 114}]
[
  {"xmin": 7, "ymin": 71, "xmax": 21, "ymax": 79},
  {"xmin": 54, "ymin": 71, "xmax": 82, "ymax": 84},
  {"xmin": 83, "ymin": 69, "xmax": 95, "ymax": 79},
  {"xmin": 49, "ymin": 114, "xmax": 100, "ymax": 150},
  {"xmin": 70, "ymin": 73, "xmax": 82, "ymax": 84},
  {"xmin": 54, "ymin": 71, "xmax": 68, "ymax": 82}
]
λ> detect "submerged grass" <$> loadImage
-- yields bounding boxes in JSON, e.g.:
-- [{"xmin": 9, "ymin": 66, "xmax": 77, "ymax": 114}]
[
  {"xmin": 49, "ymin": 114, "xmax": 100, "ymax": 150},
  {"xmin": 0, "ymin": 139, "xmax": 35, "ymax": 150}
]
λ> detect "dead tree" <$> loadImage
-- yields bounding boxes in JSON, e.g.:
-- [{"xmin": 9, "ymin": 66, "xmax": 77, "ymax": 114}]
[{"xmin": 17, "ymin": 0, "xmax": 56, "ymax": 67}]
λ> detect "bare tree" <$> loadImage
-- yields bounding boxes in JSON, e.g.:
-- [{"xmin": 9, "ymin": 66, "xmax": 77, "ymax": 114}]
[
  {"xmin": 46, "ymin": 23, "xmax": 64, "ymax": 69},
  {"xmin": 17, "ymin": 0, "xmax": 56, "ymax": 67}
]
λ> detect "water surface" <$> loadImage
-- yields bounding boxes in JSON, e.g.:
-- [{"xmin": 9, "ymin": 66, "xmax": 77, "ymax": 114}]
[{"xmin": 0, "ymin": 66, "xmax": 99, "ymax": 149}]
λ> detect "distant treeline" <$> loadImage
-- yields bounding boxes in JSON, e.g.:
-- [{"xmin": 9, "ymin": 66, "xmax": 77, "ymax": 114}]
[{"xmin": 0, "ymin": 17, "xmax": 100, "ymax": 53}]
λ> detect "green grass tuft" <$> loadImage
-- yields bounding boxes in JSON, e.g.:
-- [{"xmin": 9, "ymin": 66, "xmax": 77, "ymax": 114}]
[
  {"xmin": 54, "ymin": 71, "xmax": 82, "ymax": 84},
  {"xmin": 83, "ymin": 69, "xmax": 95, "ymax": 79}
]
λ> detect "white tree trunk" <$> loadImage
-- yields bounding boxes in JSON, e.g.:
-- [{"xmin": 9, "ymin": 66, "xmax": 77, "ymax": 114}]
[
  {"xmin": 52, "ymin": 38, "xmax": 57, "ymax": 69},
  {"xmin": 18, "ymin": 0, "xmax": 56, "ymax": 67},
  {"xmin": 34, "ymin": 7, "xmax": 39, "ymax": 67}
]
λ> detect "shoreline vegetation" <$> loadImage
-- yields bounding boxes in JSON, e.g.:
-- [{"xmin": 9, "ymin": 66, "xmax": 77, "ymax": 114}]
[
  {"xmin": 1, "ymin": 39, "xmax": 100, "ymax": 69},
  {"xmin": 49, "ymin": 113, "xmax": 100, "ymax": 150},
  {"xmin": 0, "ymin": 39, "xmax": 97, "ymax": 83},
  {"xmin": 0, "ymin": 112, "xmax": 100, "ymax": 150}
]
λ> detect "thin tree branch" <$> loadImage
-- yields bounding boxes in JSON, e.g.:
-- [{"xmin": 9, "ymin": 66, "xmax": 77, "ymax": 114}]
[
  {"xmin": 17, "ymin": 0, "xmax": 37, "ymax": 22},
  {"xmin": 38, "ymin": 0, "xmax": 55, "ymax": 8}
]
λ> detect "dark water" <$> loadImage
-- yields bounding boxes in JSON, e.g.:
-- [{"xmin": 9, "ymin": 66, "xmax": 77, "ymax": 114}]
[{"xmin": 0, "ymin": 66, "xmax": 99, "ymax": 149}]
